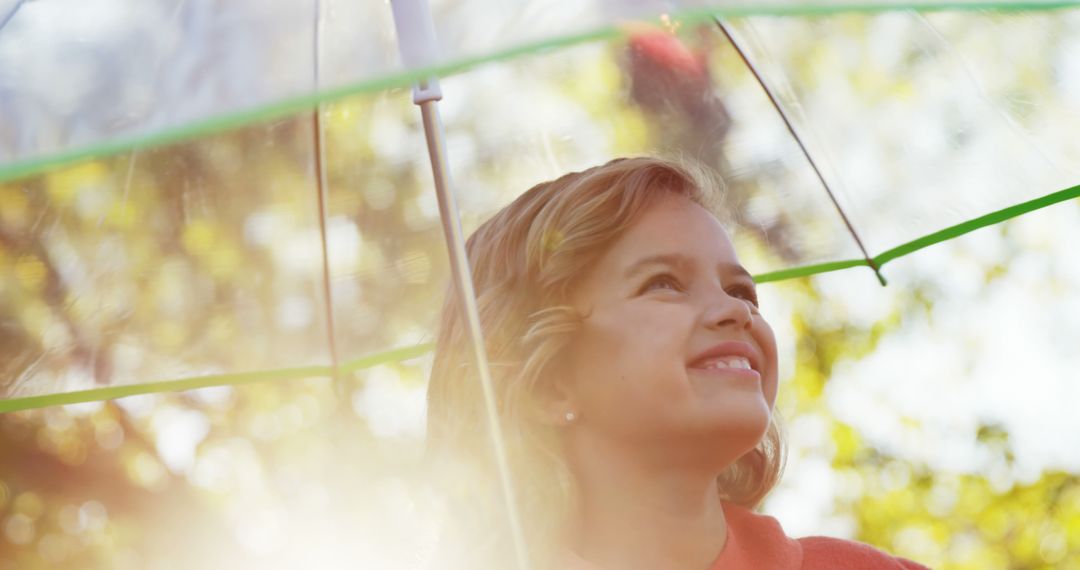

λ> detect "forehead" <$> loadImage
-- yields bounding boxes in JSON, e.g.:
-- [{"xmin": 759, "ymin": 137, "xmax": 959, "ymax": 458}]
[{"xmin": 603, "ymin": 194, "xmax": 738, "ymax": 266}]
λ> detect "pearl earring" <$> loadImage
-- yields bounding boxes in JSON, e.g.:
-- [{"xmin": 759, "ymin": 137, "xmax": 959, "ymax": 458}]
[{"xmin": 565, "ymin": 411, "xmax": 576, "ymax": 422}]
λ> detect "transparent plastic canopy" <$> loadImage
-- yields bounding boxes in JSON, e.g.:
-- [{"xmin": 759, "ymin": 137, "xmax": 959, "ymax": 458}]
[
  {"xmin": 1, "ymin": 0, "xmax": 1075, "ymax": 171},
  {"xmin": 1, "ymin": 0, "xmax": 1079, "ymax": 409}
]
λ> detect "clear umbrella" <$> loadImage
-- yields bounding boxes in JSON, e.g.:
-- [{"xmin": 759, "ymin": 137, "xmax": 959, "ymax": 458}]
[
  {"xmin": 1, "ymin": 1, "xmax": 1079, "ymax": 565},
  {"xmin": 2, "ymin": 0, "xmax": 1076, "ymax": 399}
]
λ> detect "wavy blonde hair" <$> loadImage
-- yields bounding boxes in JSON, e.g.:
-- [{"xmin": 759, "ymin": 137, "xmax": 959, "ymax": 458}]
[{"xmin": 427, "ymin": 156, "xmax": 785, "ymax": 568}]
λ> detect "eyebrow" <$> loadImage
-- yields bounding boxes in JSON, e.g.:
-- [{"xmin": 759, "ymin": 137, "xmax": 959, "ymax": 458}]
[{"xmin": 622, "ymin": 253, "xmax": 754, "ymax": 282}]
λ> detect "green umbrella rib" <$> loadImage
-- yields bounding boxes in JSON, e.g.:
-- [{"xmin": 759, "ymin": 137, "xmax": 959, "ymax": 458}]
[
  {"xmin": 0, "ymin": 343, "xmax": 433, "ymax": 414},
  {"xmin": 754, "ymin": 182, "xmax": 1080, "ymax": 283}
]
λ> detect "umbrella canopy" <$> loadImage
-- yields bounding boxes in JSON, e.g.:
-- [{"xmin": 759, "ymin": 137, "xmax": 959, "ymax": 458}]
[
  {"xmin": 1, "ymin": 1, "xmax": 1079, "ymax": 566},
  {"xmin": 1, "ymin": 0, "xmax": 1077, "ymax": 408}
]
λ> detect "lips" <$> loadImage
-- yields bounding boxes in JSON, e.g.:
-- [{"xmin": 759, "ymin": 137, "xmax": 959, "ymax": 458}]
[{"xmin": 687, "ymin": 341, "xmax": 762, "ymax": 374}]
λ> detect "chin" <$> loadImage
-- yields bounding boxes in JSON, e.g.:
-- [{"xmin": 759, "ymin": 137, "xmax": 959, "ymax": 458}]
[
  {"xmin": 636, "ymin": 408, "xmax": 771, "ymax": 472},
  {"xmin": 698, "ymin": 404, "xmax": 772, "ymax": 460}
]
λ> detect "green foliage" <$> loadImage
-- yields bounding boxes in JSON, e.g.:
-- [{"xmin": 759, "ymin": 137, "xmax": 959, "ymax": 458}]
[{"xmin": 778, "ymin": 274, "xmax": 1080, "ymax": 569}]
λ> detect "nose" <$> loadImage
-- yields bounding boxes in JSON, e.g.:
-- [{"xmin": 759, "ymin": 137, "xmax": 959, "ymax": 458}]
[{"xmin": 702, "ymin": 288, "xmax": 753, "ymax": 330}]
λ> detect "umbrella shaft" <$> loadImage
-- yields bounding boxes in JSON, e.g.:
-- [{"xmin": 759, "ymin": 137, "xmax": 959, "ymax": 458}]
[{"xmin": 419, "ymin": 100, "xmax": 532, "ymax": 570}]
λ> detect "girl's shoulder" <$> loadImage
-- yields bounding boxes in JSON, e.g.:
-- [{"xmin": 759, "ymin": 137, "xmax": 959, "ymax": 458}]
[
  {"xmin": 558, "ymin": 503, "xmax": 931, "ymax": 570},
  {"xmin": 797, "ymin": 535, "xmax": 931, "ymax": 570},
  {"xmin": 721, "ymin": 502, "xmax": 931, "ymax": 570}
]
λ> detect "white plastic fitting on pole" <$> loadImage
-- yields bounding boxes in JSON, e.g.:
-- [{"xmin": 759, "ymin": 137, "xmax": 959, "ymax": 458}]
[{"xmin": 389, "ymin": 0, "xmax": 443, "ymax": 104}]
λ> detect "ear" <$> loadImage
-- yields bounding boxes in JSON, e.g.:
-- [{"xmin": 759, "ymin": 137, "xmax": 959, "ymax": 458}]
[{"xmin": 531, "ymin": 367, "xmax": 580, "ymax": 427}]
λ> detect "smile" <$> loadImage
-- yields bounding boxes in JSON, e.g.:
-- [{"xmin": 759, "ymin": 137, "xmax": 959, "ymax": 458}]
[
  {"xmin": 686, "ymin": 341, "xmax": 763, "ymax": 376},
  {"xmin": 694, "ymin": 356, "xmax": 753, "ymax": 371},
  {"xmin": 688, "ymin": 358, "xmax": 760, "ymax": 381}
]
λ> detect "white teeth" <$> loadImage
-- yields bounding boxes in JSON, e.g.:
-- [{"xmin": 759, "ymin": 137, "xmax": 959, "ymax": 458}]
[{"xmin": 698, "ymin": 356, "xmax": 752, "ymax": 370}]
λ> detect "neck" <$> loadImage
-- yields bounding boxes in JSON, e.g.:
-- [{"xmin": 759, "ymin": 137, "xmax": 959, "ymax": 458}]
[{"xmin": 566, "ymin": 437, "xmax": 728, "ymax": 570}]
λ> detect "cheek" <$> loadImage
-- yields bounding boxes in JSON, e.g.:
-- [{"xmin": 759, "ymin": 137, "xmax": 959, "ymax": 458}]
[
  {"xmin": 570, "ymin": 304, "xmax": 695, "ymax": 408},
  {"xmin": 754, "ymin": 319, "xmax": 780, "ymax": 407}
]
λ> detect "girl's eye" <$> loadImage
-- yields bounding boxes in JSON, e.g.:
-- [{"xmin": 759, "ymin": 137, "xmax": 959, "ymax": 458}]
[
  {"xmin": 640, "ymin": 273, "xmax": 683, "ymax": 294},
  {"xmin": 727, "ymin": 284, "xmax": 759, "ymax": 308}
]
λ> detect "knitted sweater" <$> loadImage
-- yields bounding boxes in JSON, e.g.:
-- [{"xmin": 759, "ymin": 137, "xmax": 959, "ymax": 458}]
[
  {"xmin": 564, "ymin": 501, "xmax": 931, "ymax": 569},
  {"xmin": 711, "ymin": 502, "xmax": 930, "ymax": 569}
]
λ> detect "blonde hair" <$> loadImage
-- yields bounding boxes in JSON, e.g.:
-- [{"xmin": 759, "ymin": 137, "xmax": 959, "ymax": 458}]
[{"xmin": 427, "ymin": 156, "xmax": 785, "ymax": 567}]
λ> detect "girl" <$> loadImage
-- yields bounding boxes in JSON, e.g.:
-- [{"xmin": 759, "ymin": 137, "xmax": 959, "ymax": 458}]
[{"xmin": 426, "ymin": 156, "xmax": 927, "ymax": 570}]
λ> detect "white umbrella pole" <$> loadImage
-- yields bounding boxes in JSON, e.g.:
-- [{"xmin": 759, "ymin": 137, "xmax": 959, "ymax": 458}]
[{"xmin": 391, "ymin": 2, "xmax": 531, "ymax": 568}]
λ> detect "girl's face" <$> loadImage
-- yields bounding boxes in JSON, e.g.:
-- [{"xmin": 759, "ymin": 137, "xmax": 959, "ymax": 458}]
[{"xmin": 564, "ymin": 194, "xmax": 778, "ymax": 466}]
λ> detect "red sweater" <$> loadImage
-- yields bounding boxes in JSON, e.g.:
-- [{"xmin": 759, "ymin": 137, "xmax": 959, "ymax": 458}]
[
  {"xmin": 563, "ymin": 502, "xmax": 930, "ymax": 569},
  {"xmin": 711, "ymin": 502, "xmax": 930, "ymax": 569}
]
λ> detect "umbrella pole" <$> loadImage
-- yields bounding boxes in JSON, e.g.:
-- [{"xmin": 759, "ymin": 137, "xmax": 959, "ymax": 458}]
[
  {"xmin": 393, "ymin": 2, "xmax": 529, "ymax": 565},
  {"xmin": 418, "ymin": 97, "xmax": 532, "ymax": 570},
  {"xmin": 414, "ymin": 95, "xmax": 529, "ymax": 565}
]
